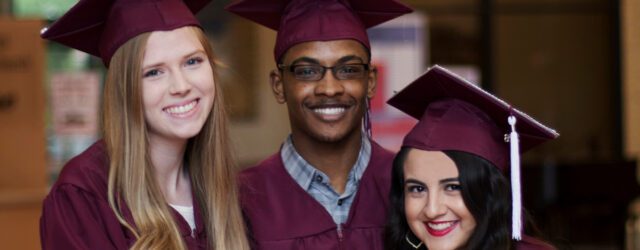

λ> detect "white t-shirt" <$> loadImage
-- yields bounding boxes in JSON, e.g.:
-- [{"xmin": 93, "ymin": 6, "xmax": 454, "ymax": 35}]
[{"xmin": 169, "ymin": 203, "xmax": 196, "ymax": 232}]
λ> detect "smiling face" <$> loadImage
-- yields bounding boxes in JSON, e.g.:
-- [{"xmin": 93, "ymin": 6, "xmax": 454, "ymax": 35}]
[
  {"xmin": 403, "ymin": 149, "xmax": 476, "ymax": 250},
  {"xmin": 271, "ymin": 39, "xmax": 376, "ymax": 143},
  {"xmin": 141, "ymin": 26, "xmax": 215, "ymax": 143}
]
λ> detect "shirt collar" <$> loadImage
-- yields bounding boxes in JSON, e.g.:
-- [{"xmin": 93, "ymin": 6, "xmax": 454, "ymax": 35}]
[{"xmin": 281, "ymin": 134, "xmax": 372, "ymax": 190}]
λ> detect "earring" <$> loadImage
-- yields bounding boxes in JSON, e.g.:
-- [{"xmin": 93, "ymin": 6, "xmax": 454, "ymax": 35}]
[{"xmin": 405, "ymin": 232, "xmax": 423, "ymax": 249}]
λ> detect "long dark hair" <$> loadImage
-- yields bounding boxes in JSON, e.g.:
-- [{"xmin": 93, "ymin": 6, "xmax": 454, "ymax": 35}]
[{"xmin": 384, "ymin": 148, "xmax": 512, "ymax": 250}]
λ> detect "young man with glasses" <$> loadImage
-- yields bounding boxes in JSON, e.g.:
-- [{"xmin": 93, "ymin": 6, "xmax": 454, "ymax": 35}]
[{"xmin": 227, "ymin": 0, "xmax": 412, "ymax": 248}]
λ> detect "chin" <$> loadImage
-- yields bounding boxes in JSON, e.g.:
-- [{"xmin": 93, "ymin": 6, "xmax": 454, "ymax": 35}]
[
  {"xmin": 425, "ymin": 238, "xmax": 465, "ymax": 250},
  {"xmin": 172, "ymin": 132, "xmax": 199, "ymax": 141},
  {"xmin": 311, "ymin": 128, "xmax": 353, "ymax": 143},
  {"xmin": 175, "ymin": 125, "xmax": 207, "ymax": 140},
  {"xmin": 314, "ymin": 122, "xmax": 363, "ymax": 142}
]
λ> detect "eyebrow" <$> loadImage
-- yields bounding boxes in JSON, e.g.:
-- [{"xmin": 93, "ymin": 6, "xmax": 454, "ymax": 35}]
[
  {"xmin": 404, "ymin": 177, "xmax": 459, "ymax": 186},
  {"xmin": 289, "ymin": 57, "xmax": 320, "ymax": 66},
  {"xmin": 183, "ymin": 50, "xmax": 206, "ymax": 59},
  {"xmin": 142, "ymin": 49, "xmax": 205, "ymax": 70},
  {"xmin": 289, "ymin": 55, "xmax": 365, "ymax": 66},
  {"xmin": 336, "ymin": 55, "xmax": 365, "ymax": 64},
  {"xmin": 404, "ymin": 178, "xmax": 425, "ymax": 186},
  {"xmin": 440, "ymin": 177, "xmax": 459, "ymax": 184}
]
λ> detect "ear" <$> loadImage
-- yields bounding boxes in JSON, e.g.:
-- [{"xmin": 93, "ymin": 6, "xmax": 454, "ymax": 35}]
[
  {"xmin": 270, "ymin": 69, "xmax": 286, "ymax": 104},
  {"xmin": 366, "ymin": 65, "xmax": 378, "ymax": 99}
]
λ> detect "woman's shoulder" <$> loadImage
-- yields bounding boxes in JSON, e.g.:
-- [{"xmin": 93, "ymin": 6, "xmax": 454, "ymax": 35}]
[
  {"xmin": 515, "ymin": 235, "xmax": 556, "ymax": 250},
  {"xmin": 53, "ymin": 140, "xmax": 110, "ymax": 196},
  {"xmin": 41, "ymin": 140, "xmax": 131, "ymax": 249},
  {"xmin": 370, "ymin": 139, "xmax": 396, "ymax": 161}
]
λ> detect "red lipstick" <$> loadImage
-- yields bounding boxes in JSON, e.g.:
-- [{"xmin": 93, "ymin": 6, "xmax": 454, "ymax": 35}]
[{"xmin": 425, "ymin": 221, "xmax": 458, "ymax": 237}]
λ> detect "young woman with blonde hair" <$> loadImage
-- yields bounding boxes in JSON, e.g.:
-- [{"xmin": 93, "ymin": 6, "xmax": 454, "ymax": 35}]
[{"xmin": 40, "ymin": 0, "xmax": 249, "ymax": 249}]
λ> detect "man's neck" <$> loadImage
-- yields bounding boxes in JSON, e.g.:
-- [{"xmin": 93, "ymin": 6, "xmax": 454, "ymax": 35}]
[{"xmin": 290, "ymin": 130, "xmax": 364, "ymax": 194}]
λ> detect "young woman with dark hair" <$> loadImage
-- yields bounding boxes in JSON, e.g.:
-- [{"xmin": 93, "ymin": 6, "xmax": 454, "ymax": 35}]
[
  {"xmin": 386, "ymin": 149, "xmax": 514, "ymax": 249},
  {"xmin": 384, "ymin": 66, "xmax": 557, "ymax": 250}
]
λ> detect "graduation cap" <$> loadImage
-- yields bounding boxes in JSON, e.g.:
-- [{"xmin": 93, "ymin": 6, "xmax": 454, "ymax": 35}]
[
  {"xmin": 225, "ymin": 0, "xmax": 413, "ymax": 62},
  {"xmin": 387, "ymin": 65, "xmax": 559, "ymax": 240},
  {"xmin": 41, "ymin": 0, "xmax": 211, "ymax": 66}
]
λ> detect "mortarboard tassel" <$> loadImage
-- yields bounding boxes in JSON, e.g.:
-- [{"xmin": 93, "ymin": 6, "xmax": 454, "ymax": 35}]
[
  {"xmin": 364, "ymin": 97, "xmax": 373, "ymax": 138},
  {"xmin": 508, "ymin": 115, "xmax": 522, "ymax": 240}
]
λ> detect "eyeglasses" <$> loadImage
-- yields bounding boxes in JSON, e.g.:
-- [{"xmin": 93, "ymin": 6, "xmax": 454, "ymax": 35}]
[{"xmin": 277, "ymin": 63, "xmax": 370, "ymax": 81}]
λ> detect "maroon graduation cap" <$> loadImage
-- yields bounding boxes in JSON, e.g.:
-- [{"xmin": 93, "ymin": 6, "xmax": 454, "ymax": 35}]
[
  {"xmin": 225, "ymin": 0, "xmax": 413, "ymax": 62},
  {"xmin": 387, "ymin": 65, "xmax": 559, "ymax": 240},
  {"xmin": 41, "ymin": 0, "xmax": 211, "ymax": 66}
]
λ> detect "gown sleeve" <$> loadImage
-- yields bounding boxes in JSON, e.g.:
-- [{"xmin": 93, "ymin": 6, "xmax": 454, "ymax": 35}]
[{"xmin": 40, "ymin": 183, "xmax": 124, "ymax": 250}]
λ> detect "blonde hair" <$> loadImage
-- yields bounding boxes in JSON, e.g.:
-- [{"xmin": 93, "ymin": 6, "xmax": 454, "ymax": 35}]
[{"xmin": 103, "ymin": 26, "xmax": 249, "ymax": 250}]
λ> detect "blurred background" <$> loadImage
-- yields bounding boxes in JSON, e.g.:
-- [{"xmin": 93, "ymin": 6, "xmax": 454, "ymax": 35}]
[{"xmin": 1, "ymin": 0, "xmax": 639, "ymax": 249}]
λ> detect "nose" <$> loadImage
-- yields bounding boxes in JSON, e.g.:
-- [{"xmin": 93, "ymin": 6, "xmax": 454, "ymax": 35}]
[
  {"xmin": 169, "ymin": 70, "xmax": 192, "ymax": 95},
  {"xmin": 314, "ymin": 70, "xmax": 344, "ymax": 97},
  {"xmin": 423, "ymin": 192, "xmax": 446, "ymax": 219}
]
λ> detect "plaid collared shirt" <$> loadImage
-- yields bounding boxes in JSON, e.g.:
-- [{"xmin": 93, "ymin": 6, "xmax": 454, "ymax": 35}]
[{"xmin": 281, "ymin": 135, "xmax": 372, "ymax": 225}]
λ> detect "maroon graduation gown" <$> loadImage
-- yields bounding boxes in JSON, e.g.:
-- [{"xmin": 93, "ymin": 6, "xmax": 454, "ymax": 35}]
[
  {"xmin": 40, "ymin": 141, "xmax": 207, "ymax": 249},
  {"xmin": 239, "ymin": 140, "xmax": 395, "ymax": 250},
  {"xmin": 516, "ymin": 235, "xmax": 556, "ymax": 250},
  {"xmin": 409, "ymin": 234, "xmax": 554, "ymax": 250}
]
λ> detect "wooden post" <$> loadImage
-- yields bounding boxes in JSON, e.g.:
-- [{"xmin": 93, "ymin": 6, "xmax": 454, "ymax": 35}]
[
  {"xmin": 621, "ymin": 0, "xmax": 640, "ymax": 180},
  {"xmin": 0, "ymin": 18, "xmax": 47, "ymax": 250}
]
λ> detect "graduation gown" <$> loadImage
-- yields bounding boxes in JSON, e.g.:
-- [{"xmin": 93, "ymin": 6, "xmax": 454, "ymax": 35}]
[
  {"xmin": 239, "ymin": 140, "xmax": 395, "ymax": 250},
  {"xmin": 516, "ymin": 235, "xmax": 556, "ymax": 250},
  {"xmin": 401, "ymin": 234, "xmax": 554, "ymax": 250},
  {"xmin": 40, "ymin": 141, "xmax": 207, "ymax": 249}
]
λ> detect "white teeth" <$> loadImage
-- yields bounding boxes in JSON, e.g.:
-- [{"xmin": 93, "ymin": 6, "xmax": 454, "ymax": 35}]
[
  {"xmin": 165, "ymin": 100, "xmax": 197, "ymax": 114},
  {"xmin": 313, "ymin": 107, "xmax": 345, "ymax": 115},
  {"xmin": 428, "ymin": 222, "xmax": 454, "ymax": 230}
]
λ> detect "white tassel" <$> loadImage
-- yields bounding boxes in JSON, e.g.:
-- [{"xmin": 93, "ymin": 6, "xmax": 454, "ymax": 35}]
[{"xmin": 508, "ymin": 115, "xmax": 522, "ymax": 240}]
